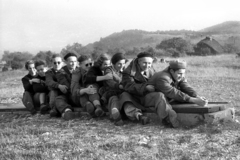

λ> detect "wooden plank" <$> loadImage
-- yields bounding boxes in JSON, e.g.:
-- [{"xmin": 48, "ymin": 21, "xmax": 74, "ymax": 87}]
[
  {"xmin": 0, "ymin": 102, "xmax": 228, "ymax": 114},
  {"xmin": 172, "ymin": 103, "xmax": 226, "ymax": 113},
  {"xmin": 0, "ymin": 103, "xmax": 27, "ymax": 112}
]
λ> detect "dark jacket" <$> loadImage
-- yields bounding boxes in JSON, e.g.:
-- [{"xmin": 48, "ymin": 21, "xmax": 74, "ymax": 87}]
[
  {"xmin": 104, "ymin": 66, "xmax": 122, "ymax": 91},
  {"xmin": 32, "ymin": 76, "xmax": 48, "ymax": 93},
  {"xmin": 122, "ymin": 58, "xmax": 155, "ymax": 97},
  {"xmin": 55, "ymin": 66, "xmax": 72, "ymax": 90},
  {"xmin": 45, "ymin": 68, "xmax": 61, "ymax": 90},
  {"xmin": 84, "ymin": 66, "xmax": 104, "ymax": 87},
  {"xmin": 22, "ymin": 74, "xmax": 38, "ymax": 94},
  {"xmin": 71, "ymin": 67, "xmax": 87, "ymax": 97},
  {"xmin": 22, "ymin": 74, "xmax": 48, "ymax": 94},
  {"xmin": 101, "ymin": 66, "xmax": 124, "ymax": 104},
  {"xmin": 45, "ymin": 66, "xmax": 74, "ymax": 94},
  {"xmin": 147, "ymin": 67, "xmax": 197, "ymax": 102}
]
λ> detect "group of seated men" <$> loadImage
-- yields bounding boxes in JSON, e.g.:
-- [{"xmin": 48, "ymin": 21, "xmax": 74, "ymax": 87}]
[{"xmin": 21, "ymin": 52, "xmax": 208, "ymax": 128}]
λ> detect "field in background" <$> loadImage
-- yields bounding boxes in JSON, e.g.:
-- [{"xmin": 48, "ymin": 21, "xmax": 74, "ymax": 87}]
[{"xmin": 0, "ymin": 54, "xmax": 240, "ymax": 159}]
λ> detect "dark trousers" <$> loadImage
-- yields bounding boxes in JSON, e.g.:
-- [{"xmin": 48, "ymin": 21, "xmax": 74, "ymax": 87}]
[
  {"xmin": 55, "ymin": 95, "xmax": 73, "ymax": 114},
  {"xmin": 49, "ymin": 90, "xmax": 59, "ymax": 109},
  {"xmin": 22, "ymin": 91, "xmax": 40, "ymax": 112}
]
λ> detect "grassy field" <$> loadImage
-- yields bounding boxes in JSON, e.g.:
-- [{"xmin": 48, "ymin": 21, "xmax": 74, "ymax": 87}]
[{"xmin": 0, "ymin": 54, "xmax": 240, "ymax": 160}]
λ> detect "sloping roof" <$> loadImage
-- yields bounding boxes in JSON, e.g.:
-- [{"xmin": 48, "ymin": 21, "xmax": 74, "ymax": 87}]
[{"xmin": 197, "ymin": 37, "xmax": 223, "ymax": 53}]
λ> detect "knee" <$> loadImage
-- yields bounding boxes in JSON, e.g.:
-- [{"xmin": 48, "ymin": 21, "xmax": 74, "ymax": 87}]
[{"xmin": 154, "ymin": 92, "xmax": 165, "ymax": 99}]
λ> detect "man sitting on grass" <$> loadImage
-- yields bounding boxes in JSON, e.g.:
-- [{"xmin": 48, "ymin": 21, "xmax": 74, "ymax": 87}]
[
  {"xmin": 22, "ymin": 60, "xmax": 49, "ymax": 115},
  {"xmin": 147, "ymin": 60, "xmax": 208, "ymax": 127},
  {"xmin": 53, "ymin": 52, "xmax": 79, "ymax": 120},
  {"xmin": 45, "ymin": 54, "xmax": 65, "ymax": 117}
]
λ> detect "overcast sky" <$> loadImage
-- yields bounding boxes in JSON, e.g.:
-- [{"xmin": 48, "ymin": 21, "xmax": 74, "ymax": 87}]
[{"xmin": 0, "ymin": 0, "xmax": 239, "ymax": 55}]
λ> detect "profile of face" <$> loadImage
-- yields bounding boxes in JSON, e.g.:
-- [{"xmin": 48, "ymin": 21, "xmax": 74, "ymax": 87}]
[
  {"xmin": 113, "ymin": 59, "xmax": 126, "ymax": 72},
  {"xmin": 138, "ymin": 57, "xmax": 153, "ymax": 72},
  {"xmin": 36, "ymin": 65, "xmax": 46, "ymax": 77},
  {"xmin": 170, "ymin": 69, "xmax": 186, "ymax": 82},
  {"xmin": 100, "ymin": 60, "xmax": 111, "ymax": 71},
  {"xmin": 80, "ymin": 58, "xmax": 93, "ymax": 71},
  {"xmin": 28, "ymin": 63, "xmax": 37, "ymax": 76},
  {"xmin": 66, "ymin": 56, "xmax": 77, "ymax": 70},
  {"xmin": 52, "ymin": 57, "xmax": 63, "ymax": 71}
]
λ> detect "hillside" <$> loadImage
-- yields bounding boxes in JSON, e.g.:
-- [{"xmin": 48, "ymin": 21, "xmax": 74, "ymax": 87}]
[
  {"xmin": 85, "ymin": 21, "xmax": 240, "ymax": 53},
  {"xmin": 199, "ymin": 21, "xmax": 240, "ymax": 34}
]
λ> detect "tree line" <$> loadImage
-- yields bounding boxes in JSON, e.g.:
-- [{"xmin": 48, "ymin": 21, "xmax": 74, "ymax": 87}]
[{"xmin": 1, "ymin": 37, "xmax": 238, "ymax": 70}]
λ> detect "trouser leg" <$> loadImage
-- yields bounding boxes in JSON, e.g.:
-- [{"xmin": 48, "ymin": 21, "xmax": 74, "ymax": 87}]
[
  {"xmin": 55, "ymin": 95, "xmax": 73, "ymax": 114},
  {"xmin": 39, "ymin": 93, "xmax": 46, "ymax": 105},
  {"xmin": 108, "ymin": 96, "xmax": 121, "ymax": 119},
  {"xmin": 49, "ymin": 90, "xmax": 58, "ymax": 109},
  {"xmin": 22, "ymin": 91, "xmax": 36, "ymax": 113},
  {"xmin": 123, "ymin": 102, "xmax": 142, "ymax": 121},
  {"xmin": 142, "ymin": 92, "xmax": 172, "ymax": 120}
]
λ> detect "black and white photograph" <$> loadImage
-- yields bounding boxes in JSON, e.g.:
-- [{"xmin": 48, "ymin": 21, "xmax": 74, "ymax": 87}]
[{"xmin": 0, "ymin": 0, "xmax": 240, "ymax": 159}]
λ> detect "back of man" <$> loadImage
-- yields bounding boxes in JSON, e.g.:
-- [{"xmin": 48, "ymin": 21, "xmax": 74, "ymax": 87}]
[{"xmin": 148, "ymin": 67, "xmax": 197, "ymax": 102}]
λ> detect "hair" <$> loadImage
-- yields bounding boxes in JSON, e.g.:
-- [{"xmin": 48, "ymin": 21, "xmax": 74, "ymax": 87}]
[
  {"xmin": 168, "ymin": 67, "xmax": 179, "ymax": 72},
  {"xmin": 35, "ymin": 60, "xmax": 45, "ymax": 68},
  {"xmin": 25, "ymin": 60, "xmax": 35, "ymax": 70},
  {"xmin": 51, "ymin": 54, "xmax": 62, "ymax": 61},
  {"xmin": 94, "ymin": 53, "xmax": 110, "ymax": 67},
  {"xmin": 78, "ymin": 55, "xmax": 91, "ymax": 63}
]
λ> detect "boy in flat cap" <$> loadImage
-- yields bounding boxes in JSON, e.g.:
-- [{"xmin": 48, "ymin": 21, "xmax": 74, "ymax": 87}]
[
  {"xmin": 46, "ymin": 53, "xmax": 79, "ymax": 120},
  {"xmin": 54, "ymin": 52, "xmax": 79, "ymax": 120},
  {"xmin": 148, "ymin": 60, "xmax": 208, "ymax": 127},
  {"xmin": 120, "ymin": 52, "xmax": 158, "ymax": 125}
]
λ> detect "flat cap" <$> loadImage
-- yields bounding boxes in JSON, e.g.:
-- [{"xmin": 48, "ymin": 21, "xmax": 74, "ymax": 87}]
[
  {"xmin": 169, "ymin": 60, "xmax": 187, "ymax": 69},
  {"xmin": 64, "ymin": 52, "xmax": 77, "ymax": 60},
  {"xmin": 137, "ymin": 52, "xmax": 153, "ymax": 59}
]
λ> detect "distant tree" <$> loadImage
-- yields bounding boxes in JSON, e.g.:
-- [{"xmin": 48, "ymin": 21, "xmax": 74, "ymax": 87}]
[
  {"xmin": 107, "ymin": 48, "xmax": 126, "ymax": 55},
  {"xmin": 2, "ymin": 51, "xmax": 33, "ymax": 70},
  {"xmin": 91, "ymin": 46, "xmax": 105, "ymax": 60},
  {"xmin": 223, "ymin": 43, "xmax": 240, "ymax": 53},
  {"xmin": 33, "ymin": 51, "xmax": 54, "ymax": 66},
  {"xmin": 156, "ymin": 37, "xmax": 194, "ymax": 54},
  {"xmin": 11, "ymin": 60, "xmax": 24, "ymax": 70},
  {"xmin": 60, "ymin": 43, "xmax": 92, "ymax": 57}
]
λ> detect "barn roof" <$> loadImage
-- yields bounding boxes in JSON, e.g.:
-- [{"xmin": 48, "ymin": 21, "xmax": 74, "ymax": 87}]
[{"xmin": 197, "ymin": 37, "xmax": 223, "ymax": 53}]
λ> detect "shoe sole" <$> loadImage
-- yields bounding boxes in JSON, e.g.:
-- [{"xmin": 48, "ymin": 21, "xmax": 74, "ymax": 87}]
[
  {"xmin": 63, "ymin": 112, "xmax": 76, "ymax": 120},
  {"xmin": 111, "ymin": 108, "xmax": 120, "ymax": 120},
  {"xmin": 95, "ymin": 109, "xmax": 105, "ymax": 117},
  {"xmin": 40, "ymin": 105, "xmax": 50, "ymax": 114}
]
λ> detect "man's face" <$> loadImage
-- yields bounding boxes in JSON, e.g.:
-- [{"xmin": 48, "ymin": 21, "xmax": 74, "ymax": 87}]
[
  {"xmin": 170, "ymin": 69, "xmax": 186, "ymax": 82},
  {"xmin": 113, "ymin": 59, "xmax": 126, "ymax": 72},
  {"xmin": 80, "ymin": 59, "xmax": 93, "ymax": 71},
  {"xmin": 138, "ymin": 57, "xmax": 153, "ymax": 72},
  {"xmin": 52, "ymin": 57, "xmax": 63, "ymax": 71},
  {"xmin": 36, "ymin": 65, "xmax": 46, "ymax": 77},
  {"xmin": 66, "ymin": 56, "xmax": 77, "ymax": 70},
  {"xmin": 100, "ymin": 60, "xmax": 111, "ymax": 70},
  {"xmin": 28, "ymin": 63, "xmax": 37, "ymax": 76}
]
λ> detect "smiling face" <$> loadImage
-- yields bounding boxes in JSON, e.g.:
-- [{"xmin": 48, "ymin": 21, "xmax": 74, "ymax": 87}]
[
  {"xmin": 79, "ymin": 58, "xmax": 93, "ymax": 71},
  {"xmin": 138, "ymin": 57, "xmax": 153, "ymax": 72},
  {"xmin": 36, "ymin": 65, "xmax": 46, "ymax": 77},
  {"xmin": 66, "ymin": 56, "xmax": 77, "ymax": 70},
  {"xmin": 100, "ymin": 60, "xmax": 111, "ymax": 71},
  {"xmin": 52, "ymin": 57, "xmax": 63, "ymax": 71},
  {"xmin": 27, "ymin": 63, "xmax": 37, "ymax": 76},
  {"xmin": 113, "ymin": 59, "xmax": 126, "ymax": 72},
  {"xmin": 170, "ymin": 69, "xmax": 186, "ymax": 82}
]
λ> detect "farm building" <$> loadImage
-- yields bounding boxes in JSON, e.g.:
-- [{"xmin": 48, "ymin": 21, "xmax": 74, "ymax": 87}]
[{"xmin": 195, "ymin": 37, "xmax": 223, "ymax": 54}]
